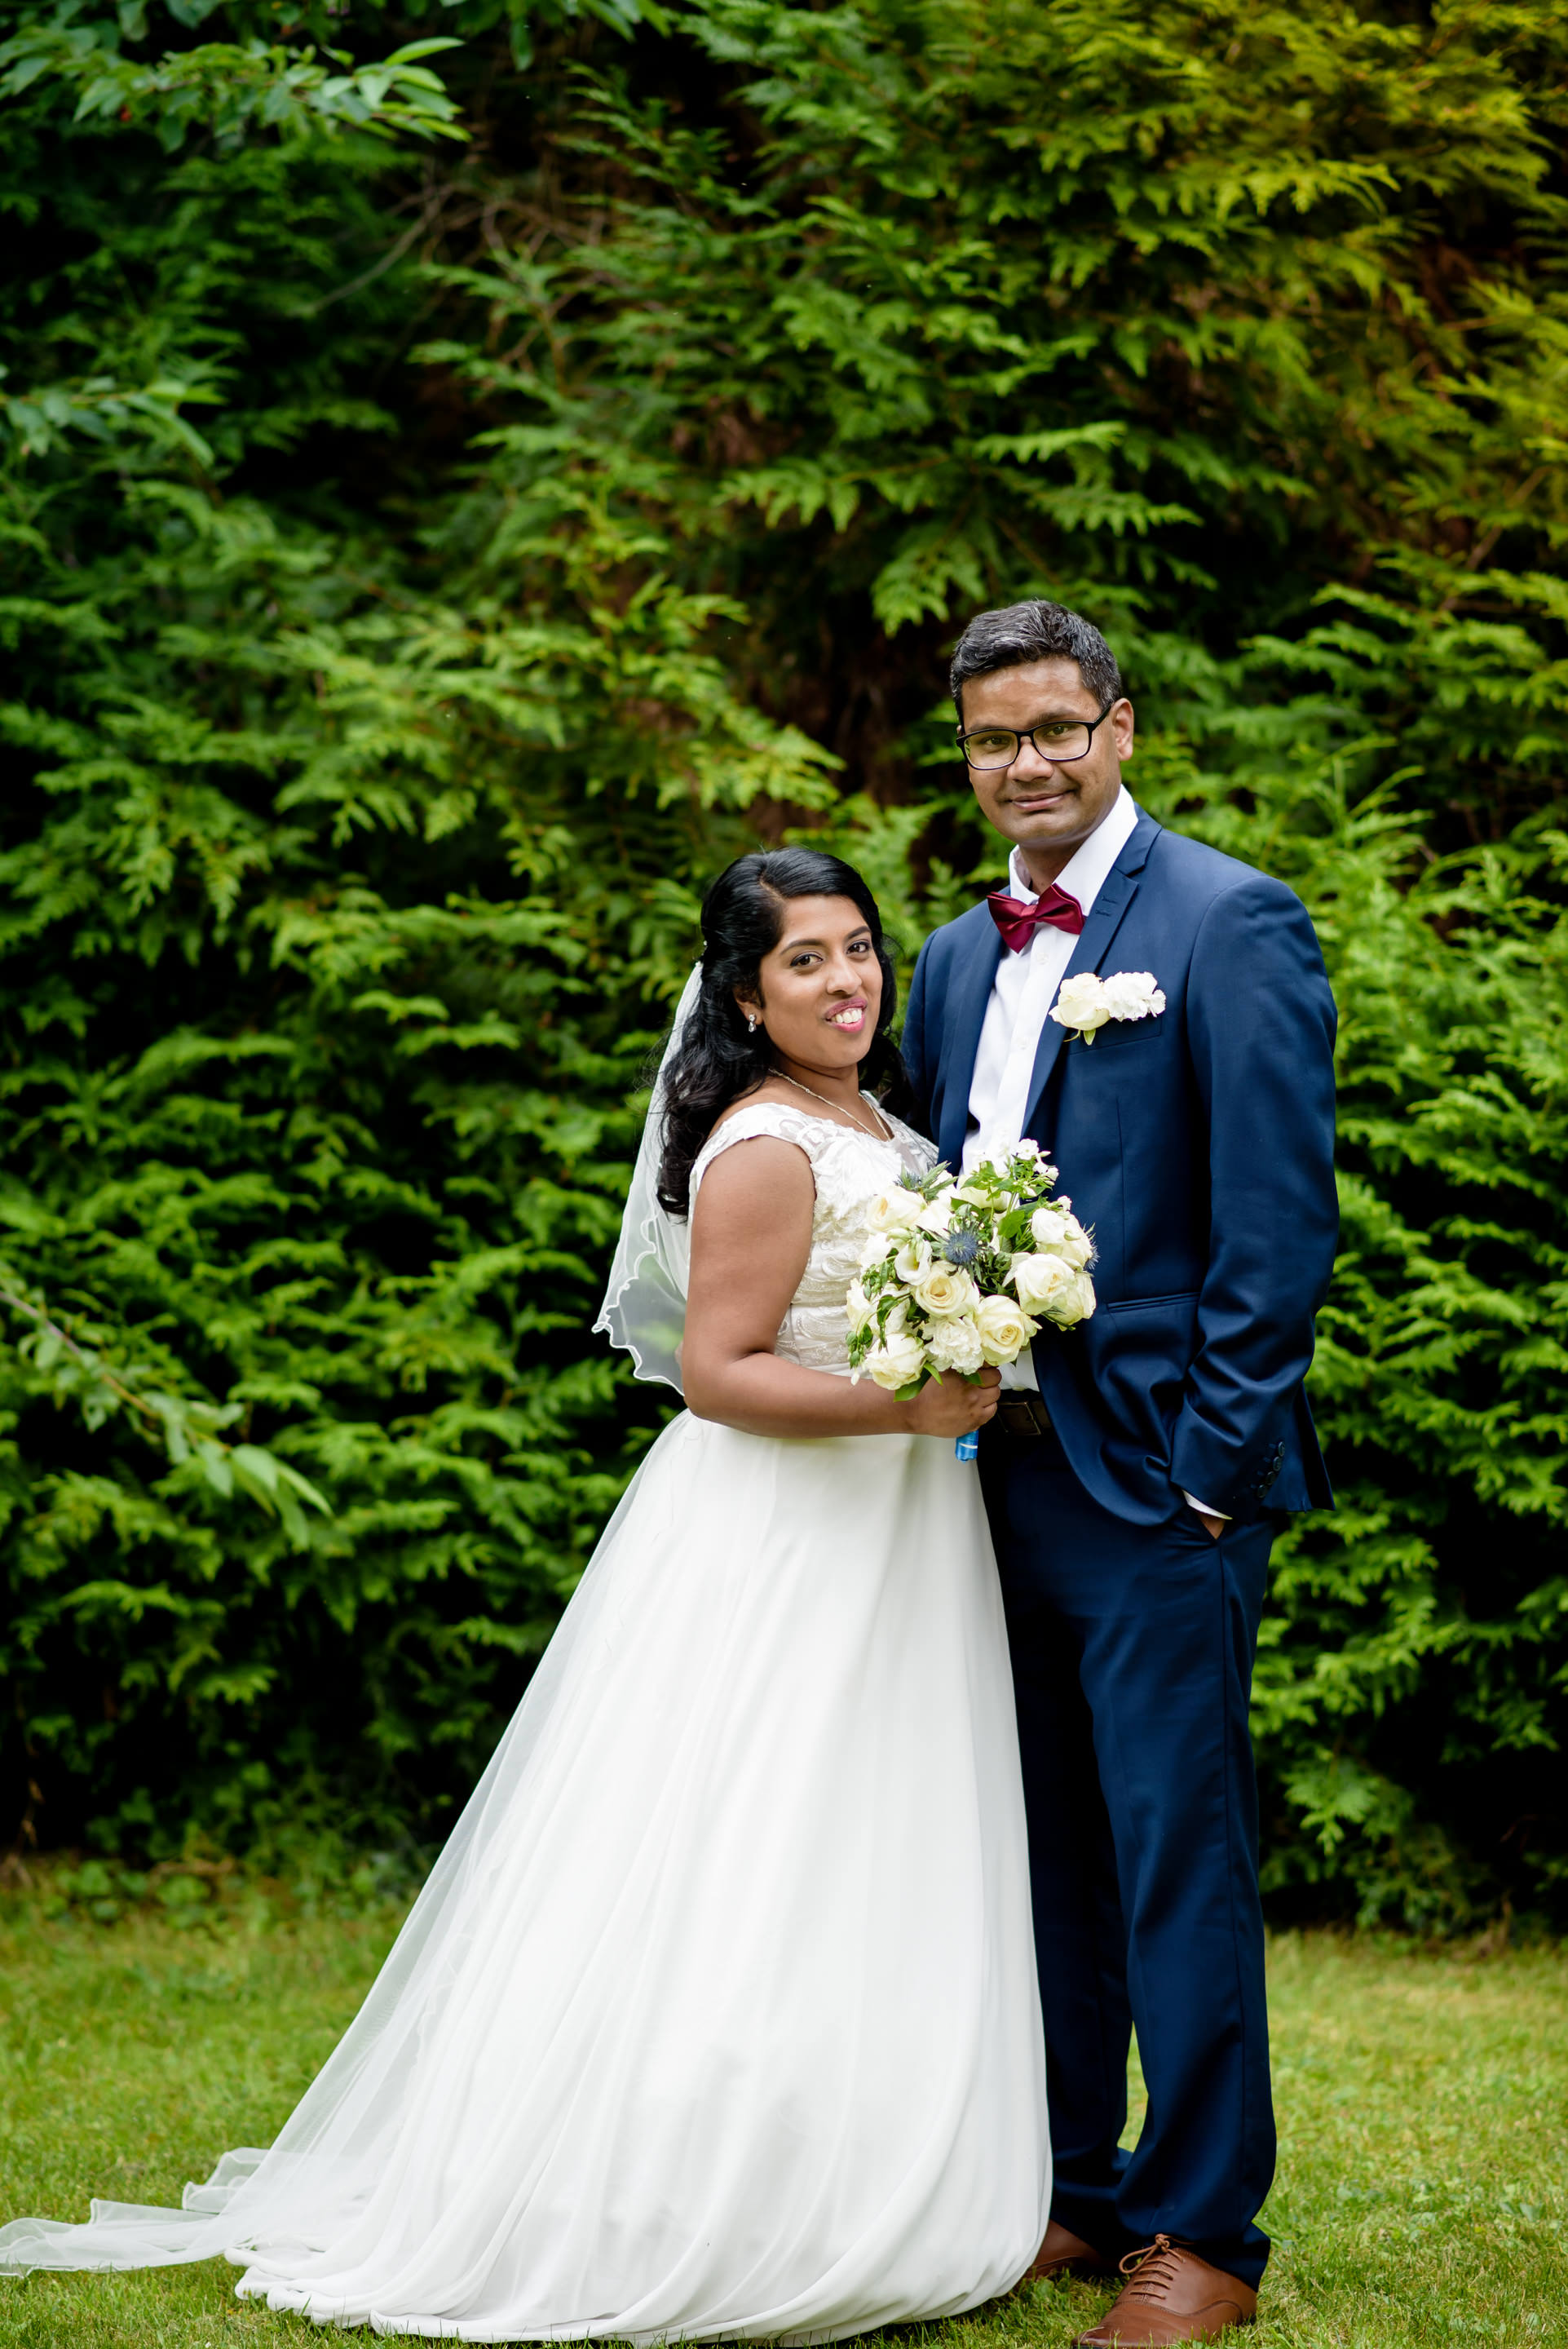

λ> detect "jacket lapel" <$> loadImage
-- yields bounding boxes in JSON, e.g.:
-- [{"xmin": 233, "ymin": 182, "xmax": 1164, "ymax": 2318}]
[
  {"xmin": 1019, "ymin": 805, "xmax": 1160, "ymax": 1140},
  {"xmin": 935, "ymin": 909, "xmax": 1004, "ymax": 1169}
]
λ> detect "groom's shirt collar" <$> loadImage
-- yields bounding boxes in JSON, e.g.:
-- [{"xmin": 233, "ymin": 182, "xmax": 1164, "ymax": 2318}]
[{"xmin": 1004, "ymin": 783, "xmax": 1138, "ymax": 918}]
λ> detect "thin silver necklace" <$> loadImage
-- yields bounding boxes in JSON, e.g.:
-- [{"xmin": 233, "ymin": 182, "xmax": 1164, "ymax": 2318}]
[{"xmin": 775, "ymin": 1068, "xmax": 892, "ymax": 1143}]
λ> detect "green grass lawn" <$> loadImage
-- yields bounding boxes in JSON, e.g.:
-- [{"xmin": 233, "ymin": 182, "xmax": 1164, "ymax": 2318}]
[{"xmin": 0, "ymin": 1899, "xmax": 1562, "ymax": 2346}]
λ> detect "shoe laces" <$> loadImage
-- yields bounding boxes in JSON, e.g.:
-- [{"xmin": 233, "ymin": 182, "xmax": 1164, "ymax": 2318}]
[{"xmin": 1117, "ymin": 2234, "xmax": 1186, "ymax": 2305}]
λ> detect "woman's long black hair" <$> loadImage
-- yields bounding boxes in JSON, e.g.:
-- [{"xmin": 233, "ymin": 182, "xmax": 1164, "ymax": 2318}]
[{"xmin": 656, "ymin": 849, "xmax": 912, "ymax": 1216}]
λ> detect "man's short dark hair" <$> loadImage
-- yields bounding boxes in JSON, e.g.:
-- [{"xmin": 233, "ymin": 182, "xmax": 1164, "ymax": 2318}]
[{"xmin": 949, "ymin": 599, "xmax": 1123, "ymax": 721}]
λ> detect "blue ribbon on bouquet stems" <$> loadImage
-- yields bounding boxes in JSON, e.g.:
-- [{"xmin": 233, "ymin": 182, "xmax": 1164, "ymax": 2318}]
[{"xmin": 955, "ymin": 1431, "xmax": 979, "ymax": 1462}]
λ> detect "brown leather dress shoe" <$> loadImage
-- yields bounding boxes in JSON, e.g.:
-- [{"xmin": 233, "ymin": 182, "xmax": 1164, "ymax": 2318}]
[
  {"xmin": 1023, "ymin": 2218, "xmax": 1115, "ymax": 2281},
  {"xmin": 1072, "ymin": 2235, "xmax": 1257, "ymax": 2344}
]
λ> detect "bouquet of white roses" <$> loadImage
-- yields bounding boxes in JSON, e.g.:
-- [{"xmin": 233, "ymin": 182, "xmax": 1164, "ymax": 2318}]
[{"xmin": 846, "ymin": 1142, "xmax": 1096, "ymax": 1456}]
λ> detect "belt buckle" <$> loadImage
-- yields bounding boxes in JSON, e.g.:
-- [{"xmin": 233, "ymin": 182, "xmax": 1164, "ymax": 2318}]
[{"xmin": 997, "ymin": 1391, "xmax": 1051, "ymax": 1440}]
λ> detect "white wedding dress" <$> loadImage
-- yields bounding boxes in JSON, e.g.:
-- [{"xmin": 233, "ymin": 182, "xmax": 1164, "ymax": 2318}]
[{"xmin": 0, "ymin": 1100, "xmax": 1049, "ymax": 2342}]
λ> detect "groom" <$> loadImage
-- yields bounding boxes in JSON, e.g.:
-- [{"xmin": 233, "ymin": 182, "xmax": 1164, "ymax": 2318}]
[{"xmin": 902, "ymin": 602, "xmax": 1337, "ymax": 2346}]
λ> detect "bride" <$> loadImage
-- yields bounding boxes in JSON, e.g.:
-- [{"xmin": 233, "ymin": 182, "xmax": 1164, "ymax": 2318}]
[{"xmin": 0, "ymin": 847, "xmax": 1050, "ymax": 2342}]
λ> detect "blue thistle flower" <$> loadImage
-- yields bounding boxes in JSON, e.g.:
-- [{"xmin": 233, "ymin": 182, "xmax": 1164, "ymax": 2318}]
[{"xmin": 941, "ymin": 1228, "xmax": 982, "ymax": 1268}]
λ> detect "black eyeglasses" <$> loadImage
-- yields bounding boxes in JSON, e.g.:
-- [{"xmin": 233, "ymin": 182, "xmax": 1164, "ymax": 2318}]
[{"xmin": 956, "ymin": 704, "xmax": 1120, "ymax": 772}]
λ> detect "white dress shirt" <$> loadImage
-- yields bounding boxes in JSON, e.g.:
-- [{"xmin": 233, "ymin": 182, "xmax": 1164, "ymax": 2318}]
[
  {"xmin": 961, "ymin": 786, "xmax": 1139, "ymax": 1182},
  {"xmin": 961, "ymin": 788, "xmax": 1226, "ymax": 1523}
]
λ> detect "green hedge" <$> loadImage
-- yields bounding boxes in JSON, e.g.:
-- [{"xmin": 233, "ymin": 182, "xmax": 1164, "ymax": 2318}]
[{"xmin": 1, "ymin": 0, "xmax": 1565, "ymax": 1924}]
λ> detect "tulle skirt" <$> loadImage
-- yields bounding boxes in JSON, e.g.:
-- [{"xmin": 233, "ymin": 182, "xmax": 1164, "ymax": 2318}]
[{"xmin": 0, "ymin": 1413, "xmax": 1049, "ymax": 2340}]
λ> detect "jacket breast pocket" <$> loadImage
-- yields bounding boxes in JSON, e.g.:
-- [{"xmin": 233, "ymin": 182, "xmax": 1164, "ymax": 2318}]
[{"xmin": 1076, "ymin": 1018, "xmax": 1167, "ymax": 1055}]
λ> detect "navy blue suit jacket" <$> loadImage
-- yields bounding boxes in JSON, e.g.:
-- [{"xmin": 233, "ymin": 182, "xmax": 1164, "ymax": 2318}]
[{"xmin": 901, "ymin": 805, "xmax": 1339, "ymax": 1527}]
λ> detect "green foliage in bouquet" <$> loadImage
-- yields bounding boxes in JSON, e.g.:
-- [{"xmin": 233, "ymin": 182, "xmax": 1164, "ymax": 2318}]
[{"xmin": 2, "ymin": 0, "xmax": 1566, "ymax": 1925}]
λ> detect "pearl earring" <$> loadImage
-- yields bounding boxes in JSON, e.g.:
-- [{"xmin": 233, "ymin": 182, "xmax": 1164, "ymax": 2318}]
[{"xmin": 747, "ymin": 1015, "xmax": 758, "ymax": 1033}]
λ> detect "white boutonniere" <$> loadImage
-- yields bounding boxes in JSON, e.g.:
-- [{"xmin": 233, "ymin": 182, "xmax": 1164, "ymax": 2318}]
[{"xmin": 1050, "ymin": 970, "xmax": 1166, "ymax": 1046}]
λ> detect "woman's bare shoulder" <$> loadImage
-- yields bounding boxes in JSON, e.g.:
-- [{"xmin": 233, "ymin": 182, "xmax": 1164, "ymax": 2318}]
[{"xmin": 689, "ymin": 1093, "xmax": 820, "ymax": 1217}]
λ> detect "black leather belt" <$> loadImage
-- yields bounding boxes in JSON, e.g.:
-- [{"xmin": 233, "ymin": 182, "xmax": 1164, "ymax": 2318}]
[{"xmin": 994, "ymin": 1390, "xmax": 1053, "ymax": 1440}]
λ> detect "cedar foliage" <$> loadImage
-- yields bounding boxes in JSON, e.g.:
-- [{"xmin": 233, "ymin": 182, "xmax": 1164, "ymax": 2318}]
[{"xmin": 2, "ymin": 0, "xmax": 1566, "ymax": 1924}]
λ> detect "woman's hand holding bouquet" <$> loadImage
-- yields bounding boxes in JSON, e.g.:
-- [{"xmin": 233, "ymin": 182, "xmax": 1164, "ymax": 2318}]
[{"xmin": 847, "ymin": 1142, "xmax": 1097, "ymax": 1458}]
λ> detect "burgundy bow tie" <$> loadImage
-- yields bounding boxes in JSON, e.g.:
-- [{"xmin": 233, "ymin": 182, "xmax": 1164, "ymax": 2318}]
[{"xmin": 987, "ymin": 883, "xmax": 1084, "ymax": 953}]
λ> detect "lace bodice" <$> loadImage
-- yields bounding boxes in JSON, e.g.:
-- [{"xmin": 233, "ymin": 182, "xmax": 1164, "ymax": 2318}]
[{"xmin": 689, "ymin": 1097, "xmax": 936, "ymax": 1374}]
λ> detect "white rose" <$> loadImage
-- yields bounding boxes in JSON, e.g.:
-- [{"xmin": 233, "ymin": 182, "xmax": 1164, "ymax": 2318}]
[
  {"xmin": 913, "ymin": 1263, "xmax": 978, "ymax": 1317},
  {"xmin": 925, "ymin": 1314, "xmax": 985, "ymax": 1374},
  {"xmin": 916, "ymin": 1192, "xmax": 954, "ymax": 1236},
  {"xmin": 865, "ymin": 1325, "xmax": 927, "ymax": 1389},
  {"xmin": 846, "ymin": 1279, "xmax": 874, "ymax": 1338},
  {"xmin": 893, "ymin": 1237, "xmax": 931, "ymax": 1286},
  {"xmin": 1009, "ymin": 1250, "xmax": 1076, "ymax": 1316},
  {"xmin": 1050, "ymin": 972, "xmax": 1111, "ymax": 1036},
  {"xmin": 1057, "ymin": 1216, "xmax": 1094, "ymax": 1270},
  {"xmin": 974, "ymin": 1292, "xmax": 1039, "ymax": 1365},
  {"xmin": 1030, "ymin": 1202, "xmax": 1070, "ymax": 1250},
  {"xmin": 1100, "ymin": 970, "xmax": 1166, "ymax": 1023},
  {"xmin": 860, "ymin": 1229, "xmax": 899, "ymax": 1270},
  {"xmin": 1052, "ymin": 1270, "xmax": 1097, "ymax": 1326},
  {"xmin": 1031, "ymin": 1203, "xmax": 1093, "ymax": 1270},
  {"xmin": 868, "ymin": 1188, "xmax": 924, "ymax": 1234}
]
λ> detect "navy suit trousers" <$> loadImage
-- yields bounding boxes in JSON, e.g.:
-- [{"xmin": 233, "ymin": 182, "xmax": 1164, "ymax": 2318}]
[{"xmin": 981, "ymin": 1423, "xmax": 1277, "ymax": 2289}]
